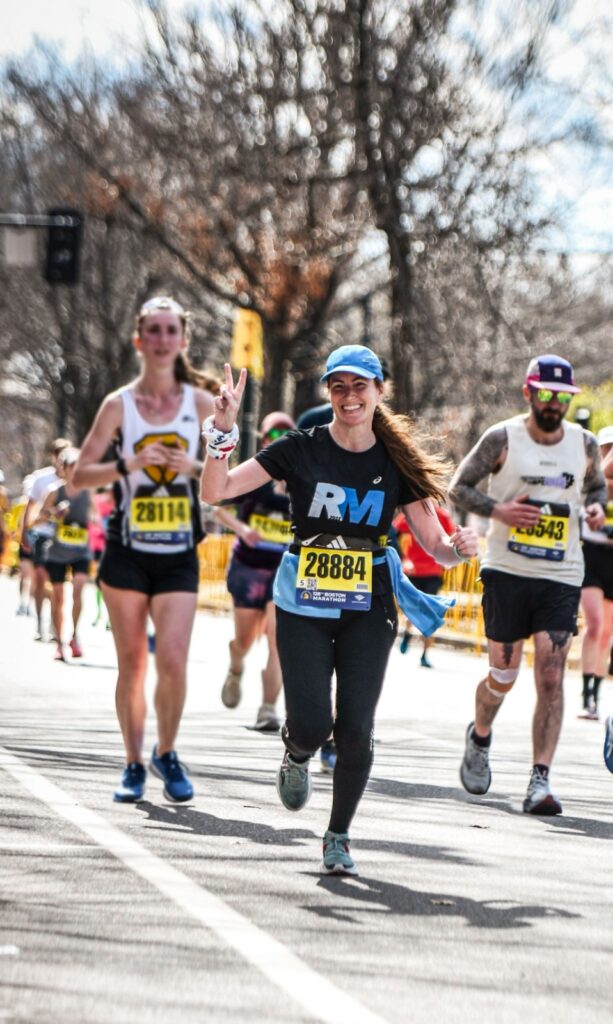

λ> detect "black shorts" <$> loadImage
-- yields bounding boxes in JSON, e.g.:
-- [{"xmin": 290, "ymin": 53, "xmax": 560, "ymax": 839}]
[
  {"xmin": 481, "ymin": 568, "xmax": 581, "ymax": 643},
  {"xmin": 582, "ymin": 541, "xmax": 613, "ymax": 601},
  {"xmin": 32, "ymin": 534, "xmax": 50, "ymax": 567},
  {"xmin": 19, "ymin": 544, "xmax": 32, "ymax": 562},
  {"xmin": 47, "ymin": 559, "xmax": 90, "ymax": 584},
  {"xmin": 408, "ymin": 574, "xmax": 442, "ymax": 596},
  {"xmin": 98, "ymin": 541, "xmax": 199, "ymax": 597},
  {"xmin": 227, "ymin": 557, "xmax": 276, "ymax": 610}
]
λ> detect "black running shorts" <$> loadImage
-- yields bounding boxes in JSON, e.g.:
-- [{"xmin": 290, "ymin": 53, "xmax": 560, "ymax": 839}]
[
  {"xmin": 98, "ymin": 541, "xmax": 199, "ymax": 596},
  {"xmin": 47, "ymin": 559, "xmax": 90, "ymax": 584},
  {"xmin": 582, "ymin": 541, "xmax": 613, "ymax": 601},
  {"xmin": 480, "ymin": 568, "xmax": 580, "ymax": 643}
]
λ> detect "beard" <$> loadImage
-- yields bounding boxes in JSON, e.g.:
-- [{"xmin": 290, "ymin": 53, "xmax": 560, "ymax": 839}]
[{"xmin": 532, "ymin": 405, "xmax": 564, "ymax": 433}]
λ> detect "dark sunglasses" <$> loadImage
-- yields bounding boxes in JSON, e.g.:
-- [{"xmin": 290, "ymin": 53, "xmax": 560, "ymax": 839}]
[
  {"xmin": 531, "ymin": 388, "xmax": 573, "ymax": 406},
  {"xmin": 265, "ymin": 427, "xmax": 290, "ymax": 440}
]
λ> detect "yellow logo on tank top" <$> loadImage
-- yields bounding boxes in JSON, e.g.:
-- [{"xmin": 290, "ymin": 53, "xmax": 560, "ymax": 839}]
[{"xmin": 134, "ymin": 433, "xmax": 188, "ymax": 486}]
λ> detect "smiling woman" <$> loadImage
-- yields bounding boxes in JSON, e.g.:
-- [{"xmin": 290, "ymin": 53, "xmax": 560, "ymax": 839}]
[
  {"xmin": 72, "ymin": 296, "xmax": 217, "ymax": 805},
  {"xmin": 200, "ymin": 343, "xmax": 478, "ymax": 877}
]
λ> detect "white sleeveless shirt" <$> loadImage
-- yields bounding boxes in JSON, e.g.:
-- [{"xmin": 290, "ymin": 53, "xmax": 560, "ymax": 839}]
[
  {"xmin": 482, "ymin": 416, "xmax": 586, "ymax": 586},
  {"xmin": 114, "ymin": 384, "xmax": 200, "ymax": 554}
]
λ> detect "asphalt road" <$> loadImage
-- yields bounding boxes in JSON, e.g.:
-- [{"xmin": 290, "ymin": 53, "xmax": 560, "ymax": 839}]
[{"xmin": 0, "ymin": 574, "xmax": 612, "ymax": 1024}]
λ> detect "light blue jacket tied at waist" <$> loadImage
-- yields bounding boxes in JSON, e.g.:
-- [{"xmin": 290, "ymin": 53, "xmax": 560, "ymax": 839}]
[{"xmin": 273, "ymin": 546, "xmax": 455, "ymax": 637}]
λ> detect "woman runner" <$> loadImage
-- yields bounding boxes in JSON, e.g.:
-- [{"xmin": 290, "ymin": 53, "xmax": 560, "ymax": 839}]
[
  {"xmin": 74, "ymin": 296, "xmax": 216, "ymax": 803},
  {"xmin": 40, "ymin": 447, "xmax": 92, "ymax": 661},
  {"xmin": 202, "ymin": 344, "xmax": 477, "ymax": 875}
]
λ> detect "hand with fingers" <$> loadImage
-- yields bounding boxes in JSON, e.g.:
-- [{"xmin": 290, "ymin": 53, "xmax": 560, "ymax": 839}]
[
  {"xmin": 493, "ymin": 493, "xmax": 543, "ymax": 528},
  {"xmin": 450, "ymin": 527, "xmax": 479, "ymax": 560},
  {"xmin": 214, "ymin": 364, "xmax": 247, "ymax": 433}
]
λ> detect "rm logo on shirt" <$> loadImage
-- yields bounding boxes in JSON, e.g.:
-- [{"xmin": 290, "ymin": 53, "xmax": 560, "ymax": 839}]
[{"xmin": 308, "ymin": 482, "xmax": 384, "ymax": 526}]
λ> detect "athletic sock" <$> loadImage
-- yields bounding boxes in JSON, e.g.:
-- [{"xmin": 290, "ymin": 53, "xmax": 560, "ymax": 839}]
[
  {"xmin": 582, "ymin": 673, "xmax": 593, "ymax": 707},
  {"xmin": 592, "ymin": 676, "xmax": 603, "ymax": 705},
  {"xmin": 471, "ymin": 727, "xmax": 491, "ymax": 748}
]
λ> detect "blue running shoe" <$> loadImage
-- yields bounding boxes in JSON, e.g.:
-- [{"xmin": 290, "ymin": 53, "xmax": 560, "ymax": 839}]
[
  {"xmin": 320, "ymin": 741, "xmax": 337, "ymax": 774},
  {"xmin": 399, "ymin": 630, "xmax": 411, "ymax": 655},
  {"xmin": 150, "ymin": 746, "xmax": 194, "ymax": 802},
  {"xmin": 276, "ymin": 750, "xmax": 312, "ymax": 811},
  {"xmin": 114, "ymin": 762, "xmax": 146, "ymax": 803},
  {"xmin": 322, "ymin": 831, "xmax": 358, "ymax": 876},
  {"xmin": 604, "ymin": 717, "xmax": 613, "ymax": 774}
]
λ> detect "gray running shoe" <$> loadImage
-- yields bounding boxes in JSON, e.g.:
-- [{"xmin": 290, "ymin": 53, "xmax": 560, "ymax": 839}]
[
  {"xmin": 460, "ymin": 722, "xmax": 492, "ymax": 795},
  {"xmin": 604, "ymin": 717, "xmax": 613, "ymax": 774},
  {"xmin": 322, "ymin": 831, "xmax": 358, "ymax": 876},
  {"xmin": 221, "ymin": 667, "xmax": 243, "ymax": 709},
  {"xmin": 276, "ymin": 750, "xmax": 312, "ymax": 811},
  {"xmin": 522, "ymin": 767, "xmax": 562, "ymax": 815}
]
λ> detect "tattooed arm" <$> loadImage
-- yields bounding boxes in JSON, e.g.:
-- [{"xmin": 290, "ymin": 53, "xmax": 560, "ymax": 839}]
[
  {"xmin": 449, "ymin": 425, "xmax": 542, "ymax": 529},
  {"xmin": 582, "ymin": 432, "xmax": 607, "ymax": 530}
]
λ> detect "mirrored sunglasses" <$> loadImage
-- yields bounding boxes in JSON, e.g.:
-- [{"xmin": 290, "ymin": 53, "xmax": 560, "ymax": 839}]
[
  {"xmin": 532, "ymin": 388, "xmax": 573, "ymax": 405},
  {"xmin": 266, "ymin": 427, "xmax": 290, "ymax": 440}
]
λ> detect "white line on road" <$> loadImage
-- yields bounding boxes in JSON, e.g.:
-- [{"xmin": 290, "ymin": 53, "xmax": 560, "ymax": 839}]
[{"xmin": 0, "ymin": 746, "xmax": 386, "ymax": 1024}]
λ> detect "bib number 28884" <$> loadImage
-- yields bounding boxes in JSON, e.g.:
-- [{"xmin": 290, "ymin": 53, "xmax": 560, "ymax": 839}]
[{"xmin": 296, "ymin": 548, "xmax": 372, "ymax": 610}]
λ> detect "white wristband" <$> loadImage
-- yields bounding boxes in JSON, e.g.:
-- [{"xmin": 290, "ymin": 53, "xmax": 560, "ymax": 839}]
[{"xmin": 202, "ymin": 416, "xmax": 240, "ymax": 461}]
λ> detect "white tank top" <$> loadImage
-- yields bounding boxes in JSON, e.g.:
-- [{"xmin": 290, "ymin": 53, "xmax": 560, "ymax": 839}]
[
  {"xmin": 115, "ymin": 384, "xmax": 200, "ymax": 554},
  {"xmin": 482, "ymin": 416, "xmax": 586, "ymax": 586}
]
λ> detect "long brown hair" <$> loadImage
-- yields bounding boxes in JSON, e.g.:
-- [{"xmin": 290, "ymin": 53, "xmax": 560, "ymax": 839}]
[
  {"xmin": 372, "ymin": 404, "xmax": 449, "ymax": 504},
  {"xmin": 173, "ymin": 351, "xmax": 221, "ymax": 395}
]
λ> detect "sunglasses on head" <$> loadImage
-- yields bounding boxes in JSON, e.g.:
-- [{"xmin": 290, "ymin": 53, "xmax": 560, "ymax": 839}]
[
  {"xmin": 531, "ymin": 388, "xmax": 573, "ymax": 405},
  {"xmin": 265, "ymin": 427, "xmax": 290, "ymax": 440}
]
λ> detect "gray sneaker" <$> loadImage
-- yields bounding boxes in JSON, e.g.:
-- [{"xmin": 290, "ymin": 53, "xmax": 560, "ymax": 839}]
[
  {"xmin": 460, "ymin": 722, "xmax": 492, "ymax": 795},
  {"xmin": 522, "ymin": 767, "xmax": 562, "ymax": 815},
  {"xmin": 276, "ymin": 750, "xmax": 312, "ymax": 811}
]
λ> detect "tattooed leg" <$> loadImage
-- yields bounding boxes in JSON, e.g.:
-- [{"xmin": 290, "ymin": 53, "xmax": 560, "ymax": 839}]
[
  {"xmin": 532, "ymin": 630, "xmax": 572, "ymax": 765},
  {"xmin": 474, "ymin": 638, "xmax": 524, "ymax": 737}
]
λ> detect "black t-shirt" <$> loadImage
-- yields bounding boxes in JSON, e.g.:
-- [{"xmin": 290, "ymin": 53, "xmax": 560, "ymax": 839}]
[
  {"xmin": 255, "ymin": 426, "xmax": 419, "ymax": 592},
  {"xmin": 229, "ymin": 481, "xmax": 291, "ymax": 570}
]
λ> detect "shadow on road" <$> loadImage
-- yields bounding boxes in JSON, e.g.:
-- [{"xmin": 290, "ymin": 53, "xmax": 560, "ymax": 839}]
[
  {"xmin": 135, "ymin": 801, "xmax": 315, "ymax": 847},
  {"xmin": 369, "ymin": 775, "xmax": 515, "ymax": 814},
  {"xmin": 305, "ymin": 874, "xmax": 581, "ymax": 929}
]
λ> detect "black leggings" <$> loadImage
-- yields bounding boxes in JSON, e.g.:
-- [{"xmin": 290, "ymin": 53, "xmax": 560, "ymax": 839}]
[{"xmin": 276, "ymin": 595, "xmax": 398, "ymax": 834}]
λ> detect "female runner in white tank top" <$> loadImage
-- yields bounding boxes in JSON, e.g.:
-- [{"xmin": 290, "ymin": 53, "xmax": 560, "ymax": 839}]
[{"xmin": 74, "ymin": 297, "xmax": 216, "ymax": 803}]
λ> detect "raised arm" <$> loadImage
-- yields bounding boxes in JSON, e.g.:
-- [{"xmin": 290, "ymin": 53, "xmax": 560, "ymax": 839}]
[{"xmin": 200, "ymin": 363, "xmax": 272, "ymax": 503}]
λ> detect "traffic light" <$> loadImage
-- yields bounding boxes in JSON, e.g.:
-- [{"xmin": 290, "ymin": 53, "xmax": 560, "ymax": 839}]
[{"xmin": 45, "ymin": 207, "xmax": 82, "ymax": 285}]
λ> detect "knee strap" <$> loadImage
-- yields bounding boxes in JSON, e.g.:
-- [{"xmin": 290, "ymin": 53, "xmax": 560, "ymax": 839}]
[{"xmin": 485, "ymin": 666, "xmax": 519, "ymax": 696}]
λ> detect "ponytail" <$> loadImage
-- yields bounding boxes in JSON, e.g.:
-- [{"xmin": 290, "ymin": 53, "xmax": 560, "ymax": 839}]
[
  {"xmin": 372, "ymin": 405, "xmax": 448, "ymax": 505},
  {"xmin": 174, "ymin": 351, "xmax": 221, "ymax": 395}
]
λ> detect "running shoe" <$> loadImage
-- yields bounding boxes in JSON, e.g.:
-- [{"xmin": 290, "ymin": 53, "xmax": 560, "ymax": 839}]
[
  {"xmin": 69, "ymin": 637, "xmax": 83, "ymax": 658},
  {"xmin": 522, "ymin": 767, "xmax": 562, "ymax": 815},
  {"xmin": 604, "ymin": 717, "xmax": 613, "ymax": 774},
  {"xmin": 221, "ymin": 668, "xmax": 243, "ymax": 709},
  {"xmin": 113, "ymin": 762, "xmax": 147, "ymax": 803},
  {"xmin": 460, "ymin": 722, "xmax": 492, "ymax": 795},
  {"xmin": 253, "ymin": 703, "xmax": 281, "ymax": 732},
  {"xmin": 150, "ymin": 746, "xmax": 194, "ymax": 802},
  {"xmin": 320, "ymin": 741, "xmax": 337, "ymax": 774},
  {"xmin": 420, "ymin": 651, "xmax": 433, "ymax": 668},
  {"xmin": 276, "ymin": 750, "xmax": 312, "ymax": 811},
  {"xmin": 322, "ymin": 831, "xmax": 358, "ymax": 876},
  {"xmin": 399, "ymin": 631, "xmax": 411, "ymax": 654},
  {"xmin": 54, "ymin": 645, "xmax": 67, "ymax": 662}
]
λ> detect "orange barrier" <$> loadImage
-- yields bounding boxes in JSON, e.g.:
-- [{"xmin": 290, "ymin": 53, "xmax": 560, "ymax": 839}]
[{"xmin": 197, "ymin": 534, "xmax": 235, "ymax": 611}]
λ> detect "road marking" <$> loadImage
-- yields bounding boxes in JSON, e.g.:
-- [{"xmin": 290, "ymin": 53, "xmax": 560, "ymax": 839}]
[
  {"xmin": 0, "ymin": 746, "xmax": 386, "ymax": 1024},
  {"xmin": 0, "ymin": 946, "xmax": 19, "ymax": 956}
]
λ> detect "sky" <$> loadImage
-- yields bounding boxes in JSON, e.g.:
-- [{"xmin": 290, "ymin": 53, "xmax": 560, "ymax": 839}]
[{"xmin": 1, "ymin": 0, "xmax": 611, "ymax": 259}]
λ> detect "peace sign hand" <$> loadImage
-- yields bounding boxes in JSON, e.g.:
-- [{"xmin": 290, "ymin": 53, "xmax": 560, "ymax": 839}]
[{"xmin": 214, "ymin": 364, "xmax": 247, "ymax": 433}]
